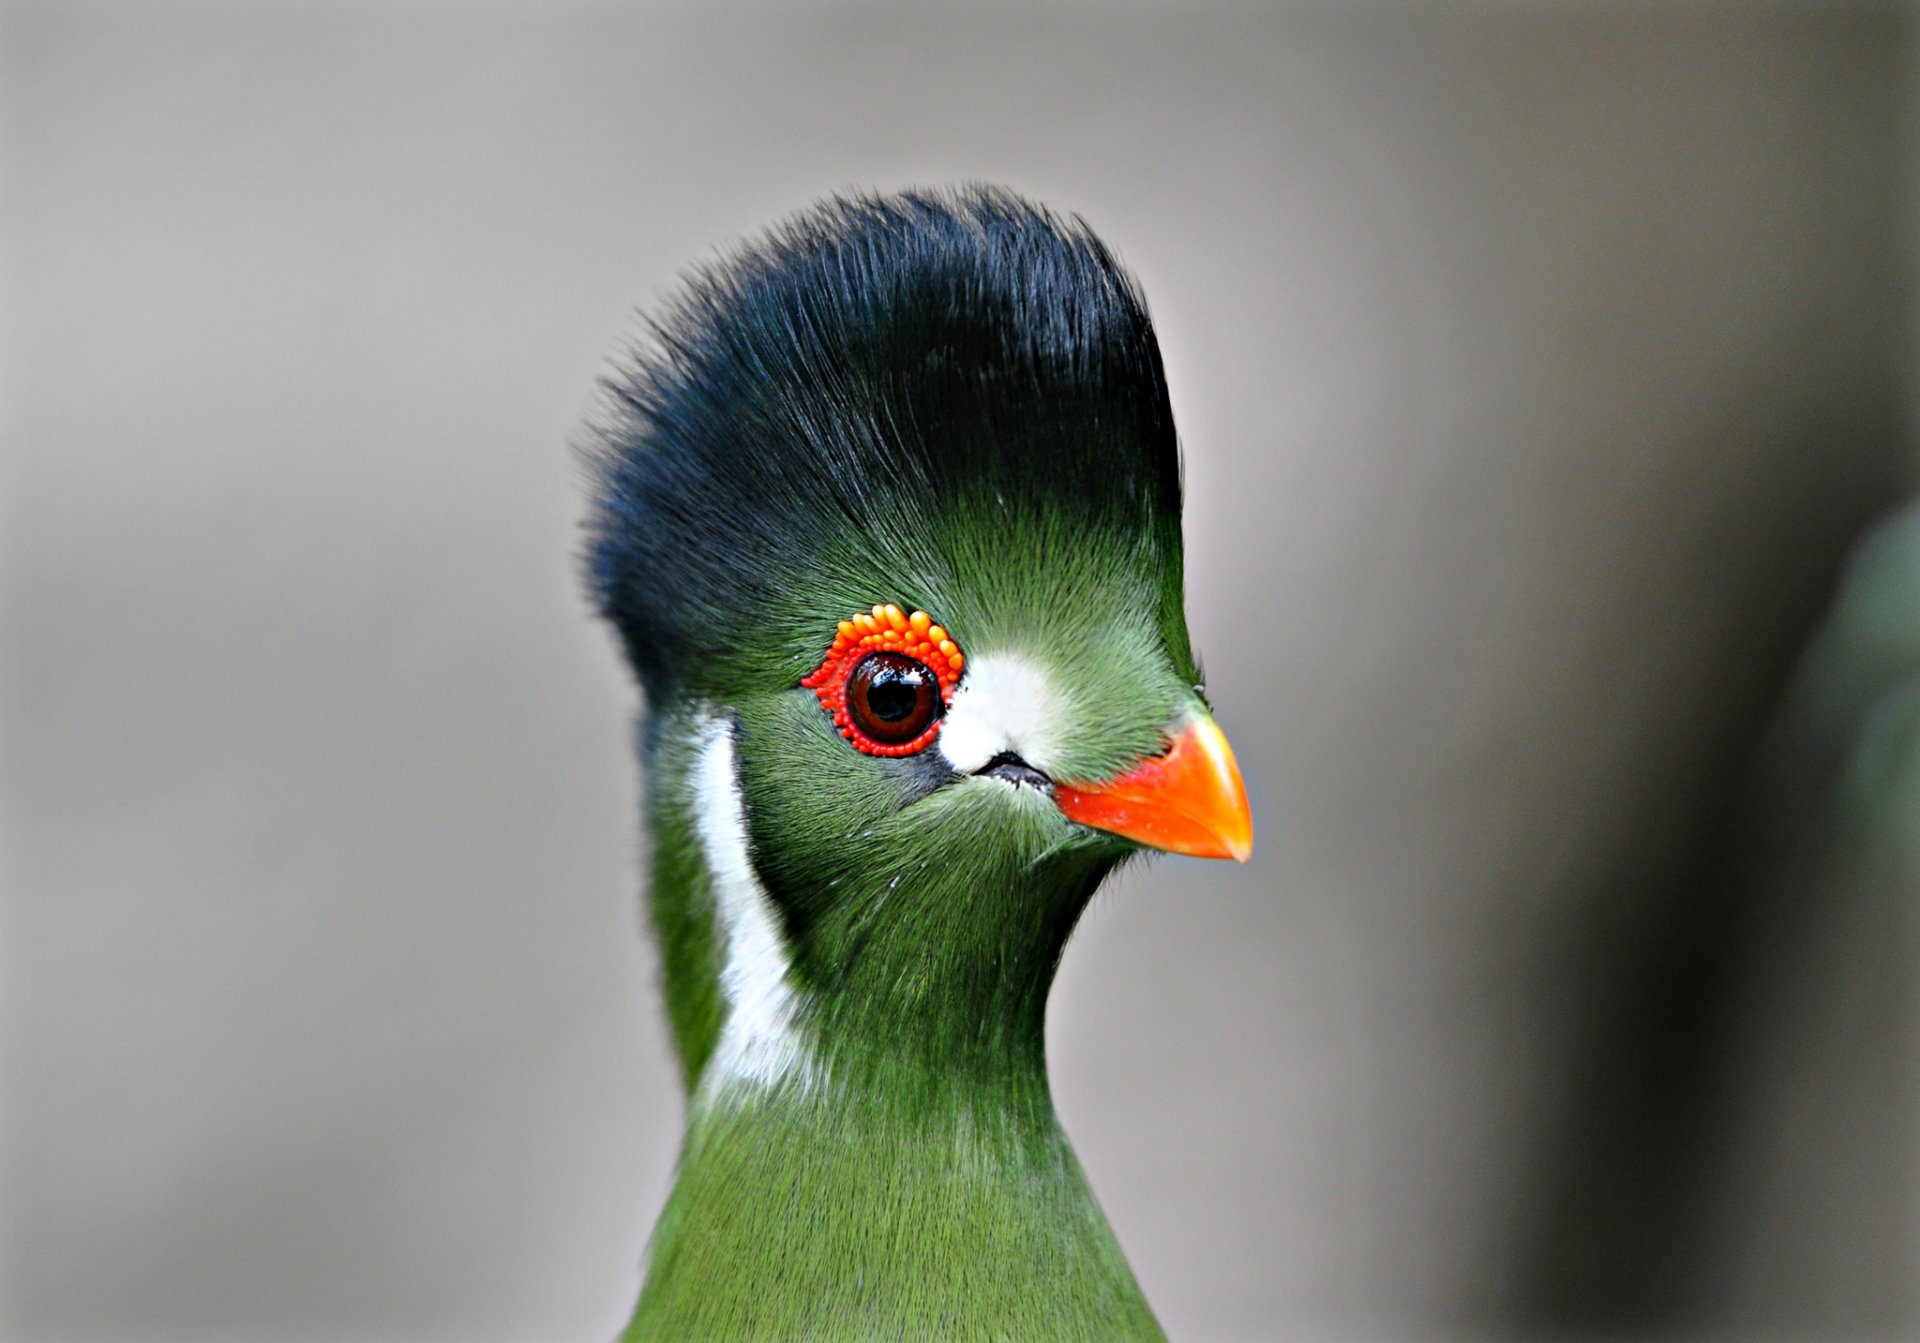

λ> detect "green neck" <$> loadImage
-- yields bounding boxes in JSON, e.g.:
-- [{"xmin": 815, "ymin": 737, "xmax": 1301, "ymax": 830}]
[
  {"xmin": 623, "ymin": 712, "xmax": 1163, "ymax": 1340},
  {"xmin": 627, "ymin": 1060, "xmax": 1161, "ymax": 1340}
]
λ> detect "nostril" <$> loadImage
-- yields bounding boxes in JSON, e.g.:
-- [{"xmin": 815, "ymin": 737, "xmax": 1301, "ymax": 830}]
[{"xmin": 976, "ymin": 751, "xmax": 1053, "ymax": 790}]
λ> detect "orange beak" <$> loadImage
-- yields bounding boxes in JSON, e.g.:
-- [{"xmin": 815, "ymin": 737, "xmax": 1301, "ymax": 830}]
[{"xmin": 1054, "ymin": 712, "xmax": 1254, "ymax": 862}]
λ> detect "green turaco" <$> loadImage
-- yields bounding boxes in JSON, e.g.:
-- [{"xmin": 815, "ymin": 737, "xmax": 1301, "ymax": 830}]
[{"xmin": 584, "ymin": 187, "xmax": 1252, "ymax": 1341}]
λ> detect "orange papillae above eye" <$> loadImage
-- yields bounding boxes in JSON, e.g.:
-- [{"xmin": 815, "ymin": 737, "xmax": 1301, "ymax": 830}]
[{"xmin": 800, "ymin": 604, "xmax": 966, "ymax": 757}]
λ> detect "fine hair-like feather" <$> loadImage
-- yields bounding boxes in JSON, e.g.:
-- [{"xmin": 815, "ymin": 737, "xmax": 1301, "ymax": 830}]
[{"xmin": 582, "ymin": 185, "xmax": 1185, "ymax": 706}]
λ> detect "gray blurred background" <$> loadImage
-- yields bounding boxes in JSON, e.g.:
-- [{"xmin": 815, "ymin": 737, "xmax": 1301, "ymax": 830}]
[{"xmin": 4, "ymin": 3, "xmax": 1918, "ymax": 1340}]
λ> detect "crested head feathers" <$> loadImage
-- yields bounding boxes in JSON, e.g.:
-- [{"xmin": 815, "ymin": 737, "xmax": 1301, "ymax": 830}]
[{"xmin": 582, "ymin": 186, "xmax": 1190, "ymax": 707}]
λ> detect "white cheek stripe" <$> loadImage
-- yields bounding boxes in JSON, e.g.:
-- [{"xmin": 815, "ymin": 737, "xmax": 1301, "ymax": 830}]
[
  {"xmin": 937, "ymin": 652, "xmax": 1066, "ymax": 775},
  {"xmin": 689, "ymin": 709, "xmax": 813, "ymax": 1097}
]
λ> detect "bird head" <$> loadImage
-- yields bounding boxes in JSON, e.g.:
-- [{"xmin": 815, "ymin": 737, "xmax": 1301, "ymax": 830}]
[{"xmin": 586, "ymin": 188, "xmax": 1249, "ymax": 1096}]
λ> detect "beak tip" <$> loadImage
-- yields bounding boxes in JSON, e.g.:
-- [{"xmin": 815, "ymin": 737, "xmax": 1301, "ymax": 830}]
[{"xmin": 1219, "ymin": 817, "xmax": 1254, "ymax": 864}]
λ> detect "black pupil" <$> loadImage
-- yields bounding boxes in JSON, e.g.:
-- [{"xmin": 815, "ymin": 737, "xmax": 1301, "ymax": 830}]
[{"xmin": 866, "ymin": 667, "xmax": 920, "ymax": 721}]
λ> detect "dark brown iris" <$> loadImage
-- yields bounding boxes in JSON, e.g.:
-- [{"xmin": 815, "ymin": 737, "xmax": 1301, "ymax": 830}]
[{"xmin": 845, "ymin": 651, "xmax": 942, "ymax": 745}]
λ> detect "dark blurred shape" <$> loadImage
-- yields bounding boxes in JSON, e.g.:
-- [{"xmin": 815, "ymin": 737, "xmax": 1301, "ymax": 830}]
[{"xmin": 1514, "ymin": 502, "xmax": 1920, "ymax": 1334}]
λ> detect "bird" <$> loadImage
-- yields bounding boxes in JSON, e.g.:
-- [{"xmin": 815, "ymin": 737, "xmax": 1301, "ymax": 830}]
[{"xmin": 583, "ymin": 186, "xmax": 1252, "ymax": 1341}]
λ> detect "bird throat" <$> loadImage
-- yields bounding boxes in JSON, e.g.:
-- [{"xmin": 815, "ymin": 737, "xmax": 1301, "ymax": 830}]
[{"xmin": 623, "ymin": 710, "xmax": 1164, "ymax": 1340}]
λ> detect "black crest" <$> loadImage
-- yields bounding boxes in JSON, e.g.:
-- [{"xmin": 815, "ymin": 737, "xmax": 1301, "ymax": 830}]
[{"xmin": 583, "ymin": 186, "xmax": 1182, "ymax": 702}]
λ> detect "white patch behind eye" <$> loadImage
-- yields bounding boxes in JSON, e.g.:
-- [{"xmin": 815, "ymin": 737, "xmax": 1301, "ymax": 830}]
[
  {"xmin": 936, "ymin": 653, "xmax": 1066, "ymax": 775},
  {"xmin": 688, "ymin": 709, "xmax": 814, "ymax": 1098}
]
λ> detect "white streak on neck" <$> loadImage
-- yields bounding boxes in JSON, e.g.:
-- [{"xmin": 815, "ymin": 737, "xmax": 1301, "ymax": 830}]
[{"xmin": 689, "ymin": 709, "xmax": 812, "ymax": 1097}]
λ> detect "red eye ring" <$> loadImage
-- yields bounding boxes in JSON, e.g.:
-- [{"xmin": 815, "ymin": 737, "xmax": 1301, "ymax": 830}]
[{"xmin": 801, "ymin": 604, "xmax": 965, "ymax": 757}]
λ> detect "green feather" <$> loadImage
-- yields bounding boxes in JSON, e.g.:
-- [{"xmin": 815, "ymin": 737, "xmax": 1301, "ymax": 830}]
[{"xmin": 628, "ymin": 703, "xmax": 1167, "ymax": 1341}]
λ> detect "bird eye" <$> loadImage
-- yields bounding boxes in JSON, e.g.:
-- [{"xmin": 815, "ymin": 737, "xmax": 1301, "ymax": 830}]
[
  {"xmin": 847, "ymin": 653, "xmax": 941, "ymax": 744},
  {"xmin": 800, "ymin": 603, "xmax": 965, "ymax": 757}
]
